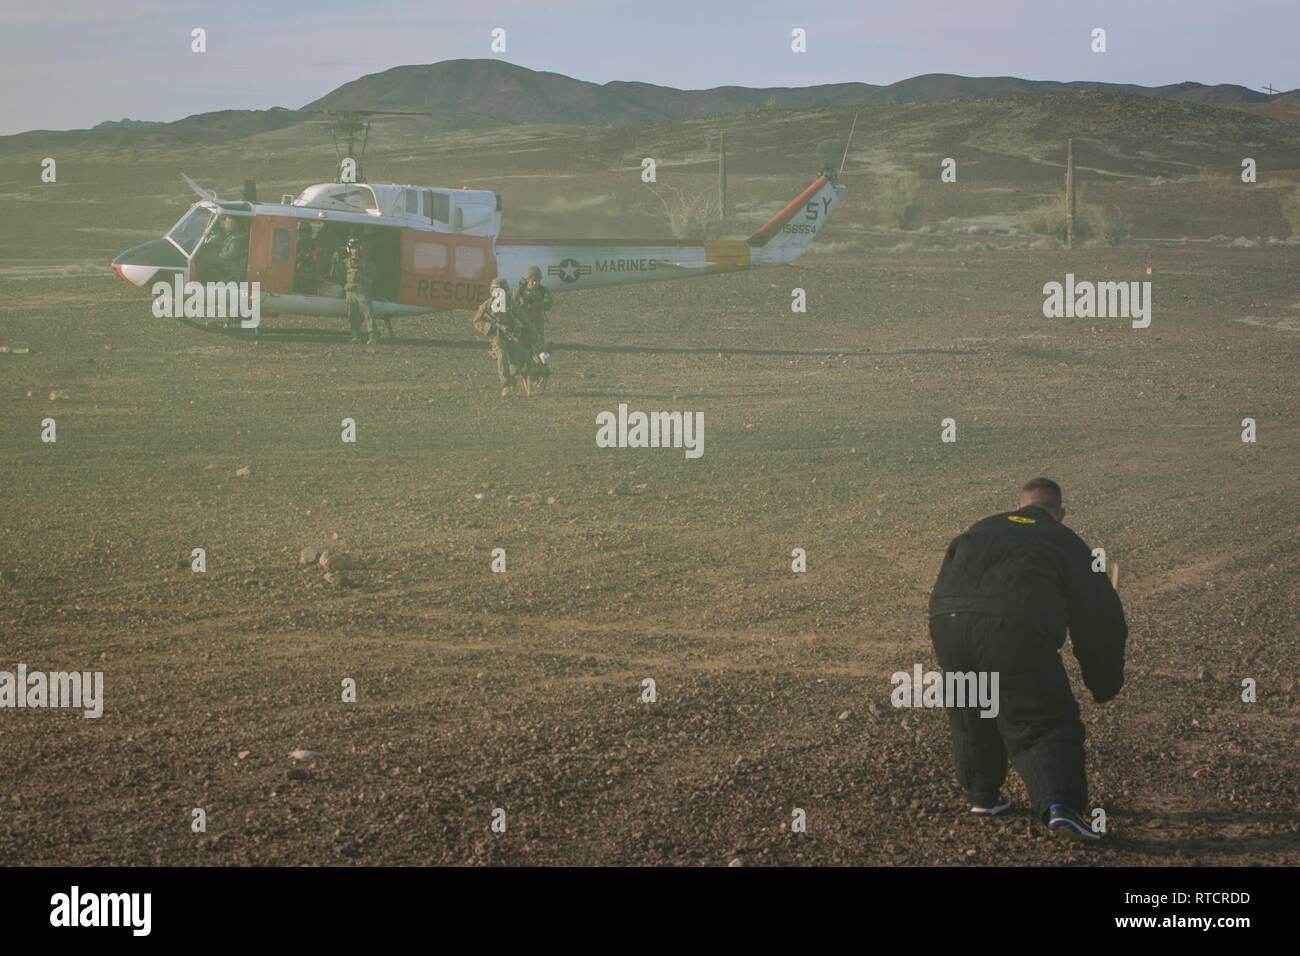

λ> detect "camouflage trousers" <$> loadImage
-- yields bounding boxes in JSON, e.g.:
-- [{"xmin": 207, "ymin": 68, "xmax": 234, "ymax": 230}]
[
  {"xmin": 345, "ymin": 290, "xmax": 376, "ymax": 339},
  {"xmin": 489, "ymin": 337, "xmax": 529, "ymax": 388}
]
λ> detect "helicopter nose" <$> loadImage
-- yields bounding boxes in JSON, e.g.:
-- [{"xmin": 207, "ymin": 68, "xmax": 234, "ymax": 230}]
[{"xmin": 111, "ymin": 238, "xmax": 188, "ymax": 287}]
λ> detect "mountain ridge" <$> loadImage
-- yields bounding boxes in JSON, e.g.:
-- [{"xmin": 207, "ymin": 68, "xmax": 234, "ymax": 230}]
[{"xmin": 3, "ymin": 60, "xmax": 1295, "ymax": 151}]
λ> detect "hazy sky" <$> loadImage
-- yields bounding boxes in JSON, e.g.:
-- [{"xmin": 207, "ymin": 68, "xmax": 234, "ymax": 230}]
[{"xmin": 2, "ymin": 0, "xmax": 1297, "ymax": 134}]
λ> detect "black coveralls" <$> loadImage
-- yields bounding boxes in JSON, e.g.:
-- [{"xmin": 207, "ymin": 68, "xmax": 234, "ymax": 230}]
[{"xmin": 928, "ymin": 505, "xmax": 1126, "ymax": 821}]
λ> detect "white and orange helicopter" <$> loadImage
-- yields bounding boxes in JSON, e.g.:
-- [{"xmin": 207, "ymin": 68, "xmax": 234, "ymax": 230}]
[{"xmin": 111, "ymin": 110, "xmax": 846, "ymax": 335}]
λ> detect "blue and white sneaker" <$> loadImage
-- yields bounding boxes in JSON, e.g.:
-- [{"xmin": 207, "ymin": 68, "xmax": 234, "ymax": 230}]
[
  {"xmin": 970, "ymin": 795, "xmax": 1013, "ymax": 817},
  {"xmin": 1047, "ymin": 804, "xmax": 1101, "ymax": 842}
]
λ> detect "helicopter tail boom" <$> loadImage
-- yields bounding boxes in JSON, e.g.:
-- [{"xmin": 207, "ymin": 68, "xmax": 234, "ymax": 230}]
[{"xmin": 492, "ymin": 173, "xmax": 844, "ymax": 291}]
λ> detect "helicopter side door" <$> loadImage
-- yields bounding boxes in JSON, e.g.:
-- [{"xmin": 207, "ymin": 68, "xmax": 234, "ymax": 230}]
[
  {"xmin": 248, "ymin": 215, "xmax": 297, "ymax": 294},
  {"xmin": 399, "ymin": 230, "xmax": 496, "ymax": 311}
]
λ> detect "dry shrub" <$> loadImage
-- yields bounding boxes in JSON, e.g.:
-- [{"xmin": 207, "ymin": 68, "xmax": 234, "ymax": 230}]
[
  {"xmin": 1022, "ymin": 189, "xmax": 1127, "ymax": 245},
  {"xmin": 650, "ymin": 183, "xmax": 722, "ymax": 239},
  {"xmin": 1280, "ymin": 185, "xmax": 1300, "ymax": 238},
  {"xmin": 874, "ymin": 170, "xmax": 926, "ymax": 230}
]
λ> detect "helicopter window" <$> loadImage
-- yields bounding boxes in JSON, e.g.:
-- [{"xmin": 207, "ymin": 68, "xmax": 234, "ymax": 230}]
[
  {"xmin": 413, "ymin": 241, "xmax": 447, "ymax": 273},
  {"xmin": 428, "ymin": 192, "xmax": 450, "ymax": 224},
  {"xmin": 272, "ymin": 228, "xmax": 291, "ymax": 263},
  {"xmin": 167, "ymin": 206, "xmax": 216, "ymax": 256},
  {"xmin": 404, "ymin": 190, "xmax": 420, "ymax": 215},
  {"xmin": 454, "ymin": 245, "xmax": 485, "ymax": 278}
]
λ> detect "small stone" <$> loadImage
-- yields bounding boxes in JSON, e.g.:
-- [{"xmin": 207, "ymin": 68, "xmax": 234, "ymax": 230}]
[
  {"xmin": 319, "ymin": 551, "xmax": 356, "ymax": 571},
  {"xmin": 727, "ymin": 858, "xmax": 743, "ymax": 867},
  {"xmin": 237, "ymin": 750, "xmax": 251, "ymax": 760},
  {"xmin": 838, "ymin": 710, "xmax": 852, "ymax": 721},
  {"xmin": 299, "ymin": 547, "xmax": 321, "ymax": 566},
  {"xmin": 235, "ymin": 466, "xmax": 251, "ymax": 477},
  {"xmin": 289, "ymin": 749, "xmax": 315, "ymax": 761}
]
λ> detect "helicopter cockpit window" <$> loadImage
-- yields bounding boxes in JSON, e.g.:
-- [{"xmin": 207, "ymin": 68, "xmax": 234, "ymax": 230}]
[
  {"xmin": 404, "ymin": 189, "xmax": 420, "ymax": 215},
  {"xmin": 167, "ymin": 206, "xmax": 216, "ymax": 256}
]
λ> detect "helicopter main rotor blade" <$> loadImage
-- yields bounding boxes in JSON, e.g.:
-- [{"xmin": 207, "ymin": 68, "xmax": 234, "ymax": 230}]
[{"xmin": 181, "ymin": 172, "xmax": 217, "ymax": 202}]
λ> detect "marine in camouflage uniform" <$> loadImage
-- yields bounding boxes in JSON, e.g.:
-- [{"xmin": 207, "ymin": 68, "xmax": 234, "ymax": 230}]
[
  {"xmin": 473, "ymin": 277, "xmax": 528, "ymax": 396},
  {"xmin": 198, "ymin": 216, "xmax": 248, "ymax": 283},
  {"xmin": 514, "ymin": 265, "xmax": 553, "ymax": 358},
  {"xmin": 293, "ymin": 222, "xmax": 318, "ymax": 293},
  {"xmin": 342, "ymin": 239, "xmax": 378, "ymax": 345}
]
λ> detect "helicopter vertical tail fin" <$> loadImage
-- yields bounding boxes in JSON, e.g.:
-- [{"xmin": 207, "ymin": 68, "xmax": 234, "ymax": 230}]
[{"xmin": 747, "ymin": 174, "xmax": 846, "ymax": 266}]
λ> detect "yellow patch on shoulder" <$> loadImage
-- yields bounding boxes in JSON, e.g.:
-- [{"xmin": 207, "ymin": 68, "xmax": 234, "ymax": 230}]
[{"xmin": 1008, "ymin": 515, "xmax": 1036, "ymax": 524}]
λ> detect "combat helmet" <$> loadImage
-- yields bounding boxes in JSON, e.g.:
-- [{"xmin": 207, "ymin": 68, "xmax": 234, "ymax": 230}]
[{"xmin": 524, "ymin": 265, "xmax": 542, "ymax": 282}]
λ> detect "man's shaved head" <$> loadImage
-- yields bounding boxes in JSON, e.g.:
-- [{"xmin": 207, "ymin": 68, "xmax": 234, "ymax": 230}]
[{"xmin": 1020, "ymin": 477, "xmax": 1065, "ymax": 521}]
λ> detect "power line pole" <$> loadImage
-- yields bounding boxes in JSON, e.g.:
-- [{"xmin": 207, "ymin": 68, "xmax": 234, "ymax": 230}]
[
  {"xmin": 718, "ymin": 132, "xmax": 728, "ymax": 222},
  {"xmin": 1066, "ymin": 138, "xmax": 1076, "ymax": 248}
]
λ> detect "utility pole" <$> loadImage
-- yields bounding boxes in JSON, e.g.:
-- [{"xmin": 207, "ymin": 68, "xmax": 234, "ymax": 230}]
[
  {"xmin": 1065, "ymin": 138, "xmax": 1076, "ymax": 247},
  {"xmin": 718, "ymin": 131, "xmax": 728, "ymax": 222}
]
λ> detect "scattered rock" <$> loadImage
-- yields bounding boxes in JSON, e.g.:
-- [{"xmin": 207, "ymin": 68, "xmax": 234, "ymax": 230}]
[
  {"xmin": 235, "ymin": 466, "xmax": 251, "ymax": 477},
  {"xmin": 319, "ymin": 551, "xmax": 355, "ymax": 571},
  {"xmin": 838, "ymin": 710, "xmax": 852, "ymax": 721},
  {"xmin": 237, "ymin": 750, "xmax": 251, "ymax": 760},
  {"xmin": 298, "ymin": 546, "xmax": 321, "ymax": 566},
  {"xmin": 727, "ymin": 858, "xmax": 743, "ymax": 867},
  {"xmin": 288, "ymin": 749, "xmax": 316, "ymax": 761}
]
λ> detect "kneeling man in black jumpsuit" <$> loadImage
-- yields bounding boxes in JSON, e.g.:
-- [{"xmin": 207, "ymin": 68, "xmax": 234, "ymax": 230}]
[{"xmin": 928, "ymin": 478, "xmax": 1127, "ymax": 841}]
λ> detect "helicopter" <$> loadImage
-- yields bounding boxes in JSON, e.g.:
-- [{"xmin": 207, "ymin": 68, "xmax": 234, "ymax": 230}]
[{"xmin": 110, "ymin": 109, "xmax": 847, "ymax": 334}]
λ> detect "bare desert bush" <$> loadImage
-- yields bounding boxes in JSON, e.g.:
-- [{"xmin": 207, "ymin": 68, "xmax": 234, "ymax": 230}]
[
  {"xmin": 873, "ymin": 170, "xmax": 927, "ymax": 230},
  {"xmin": 1021, "ymin": 189, "xmax": 1128, "ymax": 245},
  {"xmin": 649, "ymin": 183, "xmax": 723, "ymax": 239},
  {"xmin": 1280, "ymin": 185, "xmax": 1300, "ymax": 238}
]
